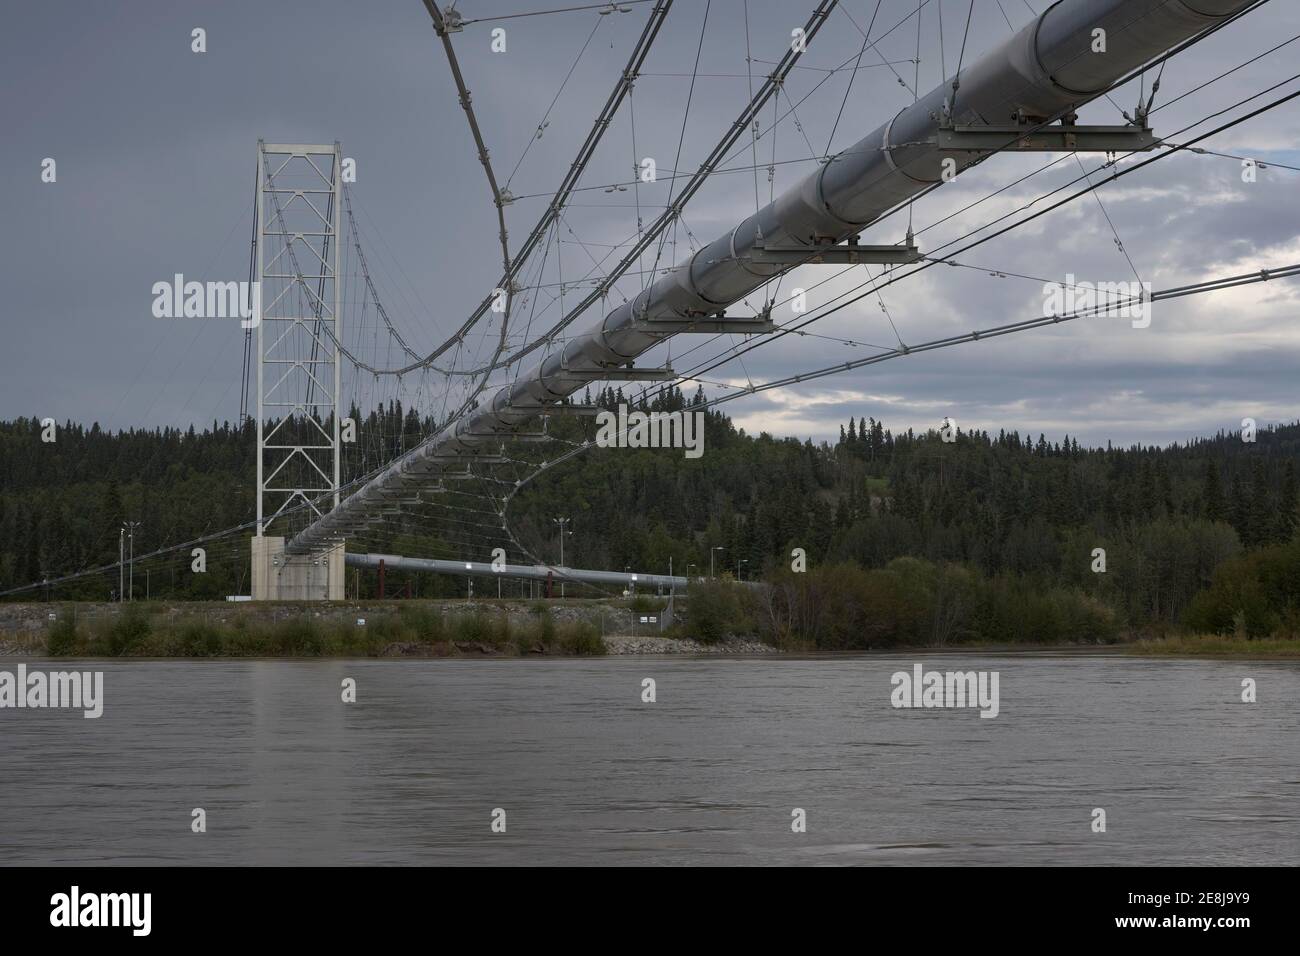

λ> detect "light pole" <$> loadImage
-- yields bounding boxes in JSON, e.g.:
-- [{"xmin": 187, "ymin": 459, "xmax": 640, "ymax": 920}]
[
  {"xmin": 737, "ymin": 558, "xmax": 749, "ymax": 581},
  {"xmin": 553, "ymin": 516, "xmax": 571, "ymax": 598},
  {"xmin": 122, "ymin": 521, "xmax": 142, "ymax": 601},
  {"xmin": 118, "ymin": 528, "xmax": 125, "ymax": 603},
  {"xmin": 710, "ymin": 546, "xmax": 726, "ymax": 579},
  {"xmin": 686, "ymin": 563, "xmax": 696, "ymax": 582}
]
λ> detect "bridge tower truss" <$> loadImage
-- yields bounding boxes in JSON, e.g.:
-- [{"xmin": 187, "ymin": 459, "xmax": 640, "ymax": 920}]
[{"xmin": 251, "ymin": 142, "xmax": 344, "ymax": 599}]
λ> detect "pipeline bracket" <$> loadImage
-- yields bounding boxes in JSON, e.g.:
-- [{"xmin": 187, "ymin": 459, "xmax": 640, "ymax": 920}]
[
  {"xmin": 751, "ymin": 236, "xmax": 921, "ymax": 265},
  {"xmin": 560, "ymin": 363, "xmax": 677, "ymax": 381},
  {"xmin": 465, "ymin": 430, "xmax": 552, "ymax": 442},
  {"xmin": 509, "ymin": 402, "xmax": 605, "ymax": 417},
  {"xmin": 631, "ymin": 314, "xmax": 776, "ymax": 334},
  {"xmin": 936, "ymin": 121, "xmax": 1157, "ymax": 153},
  {"xmin": 427, "ymin": 453, "xmax": 508, "ymax": 465}
]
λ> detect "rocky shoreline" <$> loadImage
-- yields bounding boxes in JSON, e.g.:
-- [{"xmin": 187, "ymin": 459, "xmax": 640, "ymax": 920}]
[
  {"xmin": 602, "ymin": 634, "xmax": 776, "ymax": 655},
  {"xmin": 373, "ymin": 635, "xmax": 777, "ymax": 657}
]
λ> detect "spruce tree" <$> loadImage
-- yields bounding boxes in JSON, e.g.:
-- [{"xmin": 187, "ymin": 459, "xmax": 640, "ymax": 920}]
[
  {"xmin": 1280, "ymin": 461, "xmax": 1299, "ymax": 541},
  {"xmin": 1156, "ymin": 459, "xmax": 1174, "ymax": 517},
  {"xmin": 1203, "ymin": 460, "xmax": 1226, "ymax": 523},
  {"xmin": 1229, "ymin": 472, "xmax": 1250, "ymax": 544},
  {"xmin": 1248, "ymin": 460, "xmax": 1272, "ymax": 547}
]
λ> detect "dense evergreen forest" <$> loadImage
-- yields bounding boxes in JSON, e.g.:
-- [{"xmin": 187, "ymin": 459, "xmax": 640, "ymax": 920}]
[{"xmin": 2, "ymin": 395, "xmax": 1297, "ymax": 643}]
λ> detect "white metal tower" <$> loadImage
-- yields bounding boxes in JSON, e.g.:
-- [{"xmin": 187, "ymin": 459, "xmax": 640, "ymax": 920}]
[{"xmin": 251, "ymin": 142, "xmax": 344, "ymax": 599}]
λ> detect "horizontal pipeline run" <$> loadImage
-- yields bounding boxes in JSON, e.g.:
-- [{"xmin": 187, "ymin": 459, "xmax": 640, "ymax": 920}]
[{"xmin": 345, "ymin": 552, "xmax": 688, "ymax": 590}]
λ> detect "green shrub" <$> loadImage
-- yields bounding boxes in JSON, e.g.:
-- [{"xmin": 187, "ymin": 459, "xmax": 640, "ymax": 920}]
[
  {"xmin": 270, "ymin": 617, "xmax": 323, "ymax": 656},
  {"xmin": 106, "ymin": 605, "xmax": 152, "ymax": 656},
  {"xmin": 687, "ymin": 580, "xmax": 754, "ymax": 644},
  {"xmin": 512, "ymin": 624, "xmax": 540, "ymax": 654},
  {"xmin": 46, "ymin": 616, "xmax": 80, "ymax": 656},
  {"xmin": 398, "ymin": 605, "xmax": 444, "ymax": 643},
  {"xmin": 557, "ymin": 622, "xmax": 604, "ymax": 655},
  {"xmin": 326, "ymin": 621, "xmax": 370, "ymax": 656},
  {"xmin": 1047, "ymin": 589, "xmax": 1120, "ymax": 644},
  {"xmin": 971, "ymin": 577, "xmax": 1119, "ymax": 645},
  {"xmin": 365, "ymin": 612, "xmax": 409, "ymax": 643},
  {"xmin": 756, "ymin": 560, "xmax": 1120, "ymax": 650},
  {"xmin": 451, "ymin": 614, "xmax": 510, "ymax": 646},
  {"xmin": 627, "ymin": 594, "xmax": 663, "ymax": 614},
  {"xmin": 178, "ymin": 620, "xmax": 224, "ymax": 657},
  {"xmin": 1182, "ymin": 538, "xmax": 1300, "ymax": 638}
]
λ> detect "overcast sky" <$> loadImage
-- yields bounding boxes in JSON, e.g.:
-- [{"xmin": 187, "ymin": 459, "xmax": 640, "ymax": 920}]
[{"xmin": 3, "ymin": 0, "xmax": 1298, "ymax": 449}]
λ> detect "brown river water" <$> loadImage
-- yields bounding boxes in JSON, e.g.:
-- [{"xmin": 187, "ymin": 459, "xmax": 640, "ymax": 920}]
[{"xmin": 0, "ymin": 653, "xmax": 1295, "ymax": 865}]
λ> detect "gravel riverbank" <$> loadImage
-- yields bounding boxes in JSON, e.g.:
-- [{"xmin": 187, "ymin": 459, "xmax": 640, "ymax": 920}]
[{"xmin": 602, "ymin": 634, "xmax": 776, "ymax": 655}]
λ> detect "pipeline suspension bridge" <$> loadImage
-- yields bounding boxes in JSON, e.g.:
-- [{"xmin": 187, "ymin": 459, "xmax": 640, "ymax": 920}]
[{"xmin": 8, "ymin": 0, "xmax": 1300, "ymax": 603}]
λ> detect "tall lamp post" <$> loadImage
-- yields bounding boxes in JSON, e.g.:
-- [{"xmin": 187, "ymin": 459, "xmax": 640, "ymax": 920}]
[
  {"xmin": 710, "ymin": 546, "xmax": 726, "ymax": 579},
  {"xmin": 553, "ymin": 516, "xmax": 572, "ymax": 598},
  {"xmin": 737, "ymin": 558, "xmax": 749, "ymax": 581},
  {"xmin": 122, "ymin": 521, "xmax": 142, "ymax": 601}
]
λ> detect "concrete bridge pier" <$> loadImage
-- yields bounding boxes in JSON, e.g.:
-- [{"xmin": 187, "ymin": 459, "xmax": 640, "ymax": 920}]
[{"xmin": 251, "ymin": 536, "xmax": 345, "ymax": 601}]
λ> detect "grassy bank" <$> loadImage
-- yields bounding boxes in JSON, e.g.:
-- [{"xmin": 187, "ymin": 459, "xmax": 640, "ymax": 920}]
[
  {"xmin": 37, "ymin": 604, "xmax": 605, "ymax": 658},
  {"xmin": 1123, "ymin": 634, "xmax": 1300, "ymax": 658},
  {"xmin": 14, "ymin": 597, "xmax": 1298, "ymax": 660}
]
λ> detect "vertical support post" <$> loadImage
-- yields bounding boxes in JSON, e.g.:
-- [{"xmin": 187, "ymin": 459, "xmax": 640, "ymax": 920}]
[
  {"xmin": 378, "ymin": 558, "xmax": 386, "ymax": 600},
  {"xmin": 553, "ymin": 516, "xmax": 570, "ymax": 599}
]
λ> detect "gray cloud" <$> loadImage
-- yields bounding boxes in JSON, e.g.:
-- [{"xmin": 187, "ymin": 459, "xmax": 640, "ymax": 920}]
[{"xmin": 2, "ymin": 0, "xmax": 1297, "ymax": 449}]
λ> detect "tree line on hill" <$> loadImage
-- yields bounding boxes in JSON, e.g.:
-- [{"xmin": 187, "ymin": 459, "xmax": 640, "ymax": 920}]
[{"xmin": 2, "ymin": 398, "xmax": 1297, "ymax": 645}]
